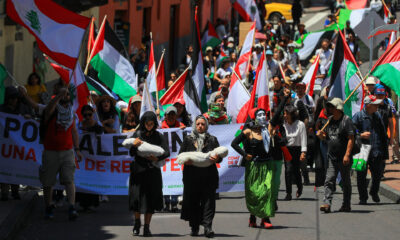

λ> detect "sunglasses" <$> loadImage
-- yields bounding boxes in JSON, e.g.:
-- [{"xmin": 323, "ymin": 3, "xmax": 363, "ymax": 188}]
[{"xmin": 83, "ymin": 113, "xmax": 93, "ymax": 118}]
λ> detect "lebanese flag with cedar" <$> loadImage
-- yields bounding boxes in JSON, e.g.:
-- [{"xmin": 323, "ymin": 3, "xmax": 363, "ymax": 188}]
[
  {"xmin": 246, "ymin": 49, "xmax": 269, "ymax": 115},
  {"xmin": 6, "ymin": 0, "xmax": 90, "ymax": 69},
  {"xmin": 50, "ymin": 63, "xmax": 89, "ymax": 121},
  {"xmin": 233, "ymin": 0, "xmax": 262, "ymax": 30},
  {"xmin": 227, "ymin": 22, "xmax": 255, "ymax": 123}
]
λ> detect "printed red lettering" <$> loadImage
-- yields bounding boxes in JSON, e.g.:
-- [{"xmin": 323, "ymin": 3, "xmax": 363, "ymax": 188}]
[
  {"xmin": 96, "ymin": 160, "xmax": 106, "ymax": 172},
  {"xmin": 110, "ymin": 161, "xmax": 121, "ymax": 173},
  {"xmin": 1, "ymin": 144, "xmax": 12, "ymax": 158},
  {"xmin": 13, "ymin": 145, "xmax": 24, "ymax": 160},
  {"xmin": 122, "ymin": 160, "xmax": 130, "ymax": 173},
  {"xmin": 25, "ymin": 148, "xmax": 36, "ymax": 162},
  {"xmin": 85, "ymin": 158, "xmax": 95, "ymax": 170},
  {"xmin": 170, "ymin": 158, "xmax": 181, "ymax": 171},
  {"xmin": 163, "ymin": 159, "xmax": 170, "ymax": 172}
]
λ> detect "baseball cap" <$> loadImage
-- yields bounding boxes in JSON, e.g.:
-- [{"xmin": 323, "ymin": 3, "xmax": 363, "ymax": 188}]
[
  {"xmin": 165, "ymin": 106, "xmax": 177, "ymax": 115},
  {"xmin": 266, "ymin": 50, "xmax": 273, "ymax": 55},
  {"xmin": 254, "ymin": 43, "xmax": 262, "ymax": 49},
  {"xmin": 326, "ymin": 97, "xmax": 344, "ymax": 111},
  {"xmin": 364, "ymin": 95, "xmax": 383, "ymax": 105},
  {"xmin": 374, "ymin": 84, "xmax": 386, "ymax": 95},
  {"xmin": 228, "ymin": 37, "xmax": 234, "ymax": 42},
  {"xmin": 173, "ymin": 98, "xmax": 185, "ymax": 106},
  {"xmin": 365, "ymin": 76, "xmax": 377, "ymax": 85},
  {"xmin": 205, "ymin": 46, "xmax": 213, "ymax": 52}
]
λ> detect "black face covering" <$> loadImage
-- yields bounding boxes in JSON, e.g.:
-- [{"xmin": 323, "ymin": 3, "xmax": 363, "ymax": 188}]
[{"xmin": 139, "ymin": 111, "xmax": 158, "ymax": 133}]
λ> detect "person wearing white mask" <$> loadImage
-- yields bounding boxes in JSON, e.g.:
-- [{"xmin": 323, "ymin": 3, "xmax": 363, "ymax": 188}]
[{"xmin": 231, "ymin": 88, "xmax": 291, "ymax": 229}]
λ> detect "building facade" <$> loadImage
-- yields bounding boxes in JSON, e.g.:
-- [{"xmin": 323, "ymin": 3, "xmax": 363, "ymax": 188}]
[{"xmin": 99, "ymin": 0, "xmax": 233, "ymax": 75}]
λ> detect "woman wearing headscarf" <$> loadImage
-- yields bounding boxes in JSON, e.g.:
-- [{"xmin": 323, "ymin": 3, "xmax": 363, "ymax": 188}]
[
  {"xmin": 180, "ymin": 115, "xmax": 223, "ymax": 238},
  {"xmin": 231, "ymin": 88, "xmax": 290, "ymax": 229},
  {"xmin": 129, "ymin": 111, "xmax": 170, "ymax": 237}
]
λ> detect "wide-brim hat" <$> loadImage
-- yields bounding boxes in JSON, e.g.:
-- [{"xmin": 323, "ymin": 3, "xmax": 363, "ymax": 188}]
[{"xmin": 96, "ymin": 95, "xmax": 117, "ymax": 106}]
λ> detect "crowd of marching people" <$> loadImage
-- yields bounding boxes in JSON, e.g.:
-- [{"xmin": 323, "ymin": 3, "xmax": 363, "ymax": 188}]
[{"xmin": 1, "ymin": 0, "xmax": 400, "ymax": 238}]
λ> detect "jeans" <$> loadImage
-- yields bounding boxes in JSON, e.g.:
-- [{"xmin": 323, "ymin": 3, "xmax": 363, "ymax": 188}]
[{"xmin": 324, "ymin": 158, "xmax": 352, "ymax": 207}]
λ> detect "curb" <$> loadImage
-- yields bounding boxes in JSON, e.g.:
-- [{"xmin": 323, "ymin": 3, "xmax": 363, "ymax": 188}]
[
  {"xmin": 304, "ymin": 7, "xmax": 330, "ymax": 14},
  {"xmin": 351, "ymin": 174, "xmax": 400, "ymax": 204},
  {"xmin": 379, "ymin": 183, "xmax": 400, "ymax": 204},
  {"xmin": 0, "ymin": 191, "xmax": 38, "ymax": 240}
]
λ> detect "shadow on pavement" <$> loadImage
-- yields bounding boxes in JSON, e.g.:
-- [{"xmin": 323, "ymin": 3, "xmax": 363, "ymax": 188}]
[
  {"xmin": 275, "ymin": 211, "xmax": 302, "ymax": 214},
  {"xmin": 151, "ymin": 233, "xmax": 185, "ymax": 237}
]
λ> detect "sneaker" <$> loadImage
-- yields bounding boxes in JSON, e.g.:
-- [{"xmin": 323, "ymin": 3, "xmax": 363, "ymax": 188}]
[
  {"xmin": 319, "ymin": 204, "xmax": 331, "ymax": 213},
  {"xmin": 163, "ymin": 203, "xmax": 171, "ymax": 212},
  {"xmin": 45, "ymin": 205, "xmax": 55, "ymax": 220},
  {"xmin": 171, "ymin": 204, "xmax": 179, "ymax": 213},
  {"xmin": 68, "ymin": 205, "xmax": 78, "ymax": 221},
  {"xmin": 370, "ymin": 193, "xmax": 380, "ymax": 203}
]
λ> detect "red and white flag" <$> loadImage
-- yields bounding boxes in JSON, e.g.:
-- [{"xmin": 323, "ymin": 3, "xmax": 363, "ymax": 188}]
[
  {"xmin": 388, "ymin": 31, "xmax": 397, "ymax": 48},
  {"xmin": 6, "ymin": 0, "xmax": 90, "ymax": 69},
  {"xmin": 50, "ymin": 63, "xmax": 89, "ymax": 121},
  {"xmin": 247, "ymin": 49, "xmax": 270, "ymax": 115},
  {"xmin": 233, "ymin": 0, "xmax": 262, "ymax": 30},
  {"xmin": 227, "ymin": 22, "xmax": 255, "ymax": 123},
  {"xmin": 302, "ymin": 53, "xmax": 320, "ymax": 97}
]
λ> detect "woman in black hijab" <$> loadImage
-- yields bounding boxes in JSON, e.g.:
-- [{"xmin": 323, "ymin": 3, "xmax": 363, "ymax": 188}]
[
  {"xmin": 180, "ymin": 115, "xmax": 223, "ymax": 238},
  {"xmin": 129, "ymin": 111, "xmax": 170, "ymax": 237}
]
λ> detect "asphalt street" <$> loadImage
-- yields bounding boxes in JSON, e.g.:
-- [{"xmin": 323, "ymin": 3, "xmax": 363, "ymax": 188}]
[{"xmin": 15, "ymin": 171, "xmax": 400, "ymax": 240}]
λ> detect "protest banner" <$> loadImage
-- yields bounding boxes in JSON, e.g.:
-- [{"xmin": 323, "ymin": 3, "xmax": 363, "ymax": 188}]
[{"xmin": 0, "ymin": 112, "xmax": 245, "ymax": 195}]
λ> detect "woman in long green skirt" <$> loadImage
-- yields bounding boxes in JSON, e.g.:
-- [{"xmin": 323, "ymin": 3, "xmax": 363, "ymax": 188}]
[{"xmin": 231, "ymin": 91, "xmax": 289, "ymax": 228}]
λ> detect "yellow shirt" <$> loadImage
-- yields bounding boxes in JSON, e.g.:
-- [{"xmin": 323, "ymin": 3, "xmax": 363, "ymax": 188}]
[{"xmin": 25, "ymin": 84, "xmax": 47, "ymax": 103}]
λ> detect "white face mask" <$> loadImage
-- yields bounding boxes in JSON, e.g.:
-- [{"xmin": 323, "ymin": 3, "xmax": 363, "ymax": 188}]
[{"xmin": 255, "ymin": 111, "xmax": 267, "ymax": 127}]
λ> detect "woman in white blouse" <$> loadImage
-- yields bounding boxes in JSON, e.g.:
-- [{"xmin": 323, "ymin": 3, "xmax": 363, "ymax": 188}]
[{"xmin": 283, "ymin": 105, "xmax": 307, "ymax": 200}]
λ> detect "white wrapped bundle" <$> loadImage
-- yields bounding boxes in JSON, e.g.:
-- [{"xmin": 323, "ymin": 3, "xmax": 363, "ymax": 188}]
[
  {"xmin": 122, "ymin": 138, "xmax": 165, "ymax": 167},
  {"xmin": 177, "ymin": 146, "xmax": 229, "ymax": 167}
]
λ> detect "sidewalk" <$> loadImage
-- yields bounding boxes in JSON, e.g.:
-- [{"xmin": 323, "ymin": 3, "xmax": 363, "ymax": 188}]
[
  {"xmin": 0, "ymin": 190, "xmax": 38, "ymax": 240},
  {"xmin": 304, "ymin": 6, "xmax": 330, "ymax": 14},
  {"xmin": 382, "ymin": 157, "xmax": 400, "ymax": 204}
]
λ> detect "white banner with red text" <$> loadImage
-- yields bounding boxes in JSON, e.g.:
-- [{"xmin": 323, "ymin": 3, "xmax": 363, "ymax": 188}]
[{"xmin": 0, "ymin": 112, "xmax": 245, "ymax": 195}]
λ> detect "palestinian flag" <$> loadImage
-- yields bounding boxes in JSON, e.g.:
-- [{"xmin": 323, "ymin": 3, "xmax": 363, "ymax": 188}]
[
  {"xmin": 201, "ymin": 21, "xmax": 221, "ymax": 51},
  {"xmin": 50, "ymin": 62, "xmax": 90, "ymax": 121},
  {"xmin": 6, "ymin": 0, "xmax": 90, "ymax": 69},
  {"xmin": 296, "ymin": 25, "xmax": 336, "ymax": 61},
  {"xmin": 160, "ymin": 68, "xmax": 202, "ymax": 120},
  {"xmin": 192, "ymin": 7, "xmax": 208, "ymax": 112},
  {"xmin": 216, "ymin": 46, "xmax": 228, "ymax": 68},
  {"xmin": 85, "ymin": 75, "xmax": 117, "ymax": 100},
  {"xmin": 156, "ymin": 52, "xmax": 166, "ymax": 98},
  {"xmin": 89, "ymin": 21, "xmax": 137, "ymax": 103},
  {"xmin": 338, "ymin": 8, "xmax": 367, "ymax": 29},
  {"xmin": 0, "ymin": 64, "xmax": 8, "ymax": 104},
  {"xmin": 328, "ymin": 30, "xmax": 364, "ymax": 118},
  {"xmin": 371, "ymin": 37, "xmax": 400, "ymax": 96}
]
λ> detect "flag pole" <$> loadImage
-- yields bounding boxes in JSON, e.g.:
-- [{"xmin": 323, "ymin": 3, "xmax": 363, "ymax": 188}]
[
  {"xmin": 232, "ymin": 66, "xmax": 251, "ymax": 97},
  {"xmin": 85, "ymin": 17, "xmax": 95, "ymax": 73},
  {"xmin": 150, "ymin": 32, "xmax": 161, "ymax": 113},
  {"xmin": 155, "ymin": 48, "xmax": 165, "ymax": 112},
  {"xmin": 159, "ymin": 66, "xmax": 190, "ymax": 103},
  {"xmin": 84, "ymin": 15, "xmax": 107, "ymax": 75},
  {"xmin": 3, "ymin": 67, "xmax": 19, "ymax": 87}
]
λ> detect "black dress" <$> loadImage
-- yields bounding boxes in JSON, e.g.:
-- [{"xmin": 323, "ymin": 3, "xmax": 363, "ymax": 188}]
[
  {"xmin": 180, "ymin": 133, "xmax": 221, "ymax": 228},
  {"xmin": 128, "ymin": 129, "xmax": 170, "ymax": 213}
]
